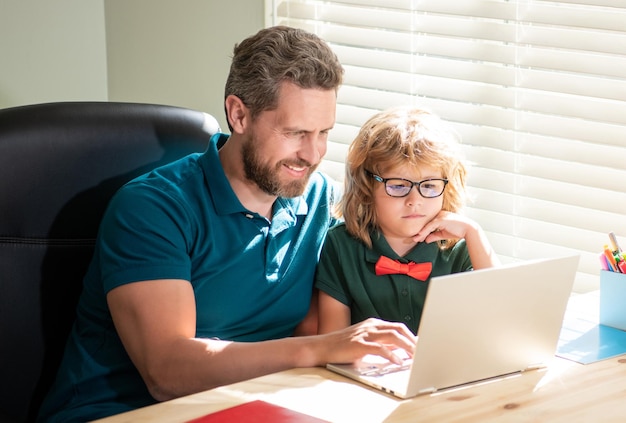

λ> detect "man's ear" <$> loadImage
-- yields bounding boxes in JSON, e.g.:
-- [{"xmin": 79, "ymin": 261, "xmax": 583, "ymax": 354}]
[{"xmin": 225, "ymin": 95, "xmax": 249, "ymax": 134}]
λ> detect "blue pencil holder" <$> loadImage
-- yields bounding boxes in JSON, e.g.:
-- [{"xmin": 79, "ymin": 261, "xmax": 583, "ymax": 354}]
[{"xmin": 600, "ymin": 270, "xmax": 626, "ymax": 331}]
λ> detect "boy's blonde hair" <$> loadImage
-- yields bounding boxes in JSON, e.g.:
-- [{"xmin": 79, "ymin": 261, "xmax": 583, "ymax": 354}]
[{"xmin": 337, "ymin": 106, "xmax": 468, "ymax": 249}]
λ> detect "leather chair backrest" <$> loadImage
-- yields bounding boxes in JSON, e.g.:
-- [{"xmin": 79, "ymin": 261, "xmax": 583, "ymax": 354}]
[{"xmin": 0, "ymin": 102, "xmax": 220, "ymax": 422}]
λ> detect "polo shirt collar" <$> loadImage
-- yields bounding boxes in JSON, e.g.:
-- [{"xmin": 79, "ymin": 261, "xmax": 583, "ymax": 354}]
[
  {"xmin": 271, "ymin": 196, "xmax": 308, "ymax": 229},
  {"xmin": 365, "ymin": 229, "xmax": 439, "ymax": 264},
  {"xmin": 200, "ymin": 133, "xmax": 309, "ymax": 221},
  {"xmin": 200, "ymin": 133, "xmax": 246, "ymax": 216}
]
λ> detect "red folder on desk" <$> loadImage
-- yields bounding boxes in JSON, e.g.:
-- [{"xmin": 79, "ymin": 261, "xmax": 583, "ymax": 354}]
[{"xmin": 186, "ymin": 400, "xmax": 329, "ymax": 423}]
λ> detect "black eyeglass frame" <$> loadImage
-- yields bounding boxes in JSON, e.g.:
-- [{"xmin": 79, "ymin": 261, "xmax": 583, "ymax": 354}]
[{"xmin": 366, "ymin": 170, "xmax": 449, "ymax": 199}]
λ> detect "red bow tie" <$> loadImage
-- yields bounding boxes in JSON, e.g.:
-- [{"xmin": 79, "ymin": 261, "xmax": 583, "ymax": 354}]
[{"xmin": 375, "ymin": 256, "xmax": 432, "ymax": 281}]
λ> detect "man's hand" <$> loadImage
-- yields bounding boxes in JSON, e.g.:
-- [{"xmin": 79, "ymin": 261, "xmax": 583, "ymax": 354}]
[{"xmin": 311, "ymin": 318, "xmax": 417, "ymax": 366}]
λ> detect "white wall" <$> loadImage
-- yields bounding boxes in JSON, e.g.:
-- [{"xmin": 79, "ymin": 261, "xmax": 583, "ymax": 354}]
[
  {"xmin": 0, "ymin": 0, "xmax": 108, "ymax": 108},
  {"xmin": 0, "ymin": 0, "xmax": 265, "ymax": 131},
  {"xmin": 105, "ymin": 0, "xmax": 265, "ymax": 131}
]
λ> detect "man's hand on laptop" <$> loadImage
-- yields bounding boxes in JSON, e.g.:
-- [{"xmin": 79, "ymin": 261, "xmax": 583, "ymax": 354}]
[
  {"xmin": 315, "ymin": 318, "xmax": 416, "ymax": 366},
  {"xmin": 356, "ymin": 349, "xmax": 413, "ymax": 376}
]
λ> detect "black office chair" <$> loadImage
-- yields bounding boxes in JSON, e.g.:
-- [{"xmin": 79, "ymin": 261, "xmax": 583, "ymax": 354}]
[{"xmin": 0, "ymin": 101, "xmax": 220, "ymax": 422}]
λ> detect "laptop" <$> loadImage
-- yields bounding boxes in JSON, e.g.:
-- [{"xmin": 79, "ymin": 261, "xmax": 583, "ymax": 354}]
[{"xmin": 326, "ymin": 255, "xmax": 579, "ymax": 399}]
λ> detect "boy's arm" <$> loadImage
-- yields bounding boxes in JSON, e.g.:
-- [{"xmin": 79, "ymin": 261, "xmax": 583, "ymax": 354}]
[
  {"xmin": 414, "ymin": 211, "xmax": 500, "ymax": 270},
  {"xmin": 317, "ymin": 290, "xmax": 351, "ymax": 334}
]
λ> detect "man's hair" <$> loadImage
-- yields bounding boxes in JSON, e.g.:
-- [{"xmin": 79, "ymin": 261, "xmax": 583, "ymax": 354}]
[
  {"xmin": 338, "ymin": 106, "xmax": 468, "ymax": 249},
  {"xmin": 224, "ymin": 26, "xmax": 344, "ymax": 130}
]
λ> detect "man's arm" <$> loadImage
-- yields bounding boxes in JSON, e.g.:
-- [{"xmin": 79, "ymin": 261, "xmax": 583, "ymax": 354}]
[{"xmin": 108, "ymin": 279, "xmax": 416, "ymax": 402}]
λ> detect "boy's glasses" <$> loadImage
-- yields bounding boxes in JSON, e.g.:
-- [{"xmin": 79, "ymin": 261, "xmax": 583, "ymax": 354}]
[{"xmin": 366, "ymin": 171, "xmax": 448, "ymax": 198}]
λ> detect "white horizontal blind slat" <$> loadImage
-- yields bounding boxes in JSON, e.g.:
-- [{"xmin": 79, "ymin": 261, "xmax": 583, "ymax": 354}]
[{"xmin": 269, "ymin": 0, "xmax": 626, "ymax": 293}]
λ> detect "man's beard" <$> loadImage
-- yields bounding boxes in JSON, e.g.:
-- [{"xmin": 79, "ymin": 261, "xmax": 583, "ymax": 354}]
[{"xmin": 241, "ymin": 139, "xmax": 317, "ymax": 198}]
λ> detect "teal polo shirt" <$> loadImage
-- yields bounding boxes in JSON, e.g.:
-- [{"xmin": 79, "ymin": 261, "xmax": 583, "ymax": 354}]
[
  {"xmin": 39, "ymin": 133, "xmax": 340, "ymax": 423},
  {"xmin": 315, "ymin": 223, "xmax": 472, "ymax": 334}
]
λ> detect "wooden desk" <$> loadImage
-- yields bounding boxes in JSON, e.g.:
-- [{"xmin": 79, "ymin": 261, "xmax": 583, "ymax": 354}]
[{"xmin": 94, "ymin": 293, "xmax": 626, "ymax": 422}]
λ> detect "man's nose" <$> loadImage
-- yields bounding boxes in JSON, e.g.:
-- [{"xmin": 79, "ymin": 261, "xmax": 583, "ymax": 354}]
[{"xmin": 298, "ymin": 133, "xmax": 327, "ymax": 165}]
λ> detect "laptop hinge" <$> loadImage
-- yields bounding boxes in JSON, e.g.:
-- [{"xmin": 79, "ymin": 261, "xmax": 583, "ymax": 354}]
[
  {"xmin": 525, "ymin": 362, "xmax": 546, "ymax": 371},
  {"xmin": 418, "ymin": 387, "xmax": 437, "ymax": 394}
]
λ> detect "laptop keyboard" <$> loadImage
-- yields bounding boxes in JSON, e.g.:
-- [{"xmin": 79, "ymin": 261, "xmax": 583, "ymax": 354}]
[{"xmin": 358, "ymin": 358, "xmax": 413, "ymax": 376}]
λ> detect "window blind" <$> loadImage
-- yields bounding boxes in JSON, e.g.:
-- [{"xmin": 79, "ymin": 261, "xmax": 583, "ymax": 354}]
[{"xmin": 267, "ymin": 0, "xmax": 626, "ymax": 292}]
